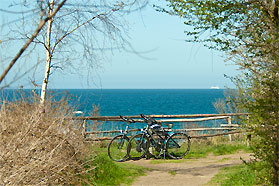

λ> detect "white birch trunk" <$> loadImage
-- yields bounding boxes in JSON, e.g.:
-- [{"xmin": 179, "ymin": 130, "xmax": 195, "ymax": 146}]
[{"xmin": 40, "ymin": 0, "xmax": 54, "ymax": 106}]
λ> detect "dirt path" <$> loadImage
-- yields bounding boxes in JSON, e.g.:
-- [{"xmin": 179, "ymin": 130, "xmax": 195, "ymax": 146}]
[{"xmin": 125, "ymin": 153, "xmax": 252, "ymax": 186}]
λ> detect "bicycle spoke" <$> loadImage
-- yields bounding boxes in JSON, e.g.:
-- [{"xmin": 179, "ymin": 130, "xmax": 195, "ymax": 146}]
[
  {"xmin": 108, "ymin": 135, "xmax": 129, "ymax": 162},
  {"xmin": 128, "ymin": 133, "xmax": 149, "ymax": 160},
  {"xmin": 166, "ymin": 133, "xmax": 190, "ymax": 159}
]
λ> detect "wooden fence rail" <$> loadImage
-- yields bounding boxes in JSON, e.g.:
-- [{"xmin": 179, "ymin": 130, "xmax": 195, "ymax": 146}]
[
  {"xmin": 70, "ymin": 113, "xmax": 248, "ymax": 121},
  {"xmin": 85, "ymin": 127, "xmax": 238, "ymax": 135},
  {"xmin": 70, "ymin": 113, "xmax": 248, "ymax": 141},
  {"xmin": 85, "ymin": 130, "xmax": 243, "ymax": 142}
]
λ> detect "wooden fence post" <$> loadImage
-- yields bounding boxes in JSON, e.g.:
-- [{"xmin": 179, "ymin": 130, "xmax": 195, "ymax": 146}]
[
  {"xmin": 227, "ymin": 116, "xmax": 232, "ymax": 142},
  {"xmin": 246, "ymin": 134, "xmax": 252, "ymax": 147},
  {"xmin": 82, "ymin": 120, "xmax": 87, "ymax": 138}
]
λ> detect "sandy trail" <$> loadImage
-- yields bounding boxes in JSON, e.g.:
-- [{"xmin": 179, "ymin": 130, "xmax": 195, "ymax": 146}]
[{"xmin": 124, "ymin": 153, "xmax": 252, "ymax": 186}]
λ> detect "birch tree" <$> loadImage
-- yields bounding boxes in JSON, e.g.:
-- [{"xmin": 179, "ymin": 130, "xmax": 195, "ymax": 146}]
[
  {"xmin": 0, "ymin": 0, "xmax": 146, "ymax": 105},
  {"xmin": 0, "ymin": 0, "xmax": 67, "ymax": 87},
  {"xmin": 38, "ymin": 0, "xmax": 146, "ymax": 106},
  {"xmin": 41, "ymin": 0, "xmax": 55, "ymax": 105}
]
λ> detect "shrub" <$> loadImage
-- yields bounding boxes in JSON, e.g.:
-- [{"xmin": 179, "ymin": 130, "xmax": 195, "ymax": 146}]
[{"xmin": 0, "ymin": 98, "xmax": 93, "ymax": 185}]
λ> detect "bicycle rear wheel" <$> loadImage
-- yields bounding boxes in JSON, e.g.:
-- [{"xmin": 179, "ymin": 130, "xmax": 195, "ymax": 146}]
[
  {"xmin": 127, "ymin": 133, "xmax": 149, "ymax": 160},
  {"xmin": 166, "ymin": 132, "xmax": 190, "ymax": 159},
  {"xmin": 108, "ymin": 134, "xmax": 129, "ymax": 162}
]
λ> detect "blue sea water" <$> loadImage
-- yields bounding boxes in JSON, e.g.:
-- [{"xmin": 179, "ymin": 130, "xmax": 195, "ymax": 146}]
[
  {"xmin": 0, "ymin": 89, "xmax": 225, "ymax": 116},
  {"xmin": 0, "ymin": 89, "xmax": 226, "ymax": 130},
  {"xmin": 69, "ymin": 89, "xmax": 225, "ymax": 116}
]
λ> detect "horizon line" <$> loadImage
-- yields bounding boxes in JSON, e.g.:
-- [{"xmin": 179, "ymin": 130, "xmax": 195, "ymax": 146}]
[{"xmin": 4, "ymin": 87, "xmax": 233, "ymax": 90}]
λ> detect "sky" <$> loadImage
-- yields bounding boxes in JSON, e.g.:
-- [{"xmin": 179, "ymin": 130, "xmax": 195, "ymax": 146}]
[{"xmin": 1, "ymin": 1, "xmax": 239, "ymax": 89}]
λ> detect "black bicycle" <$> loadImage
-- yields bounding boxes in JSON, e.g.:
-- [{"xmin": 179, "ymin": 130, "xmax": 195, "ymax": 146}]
[
  {"xmin": 107, "ymin": 115, "xmax": 135, "ymax": 162},
  {"xmin": 127, "ymin": 114, "xmax": 191, "ymax": 160}
]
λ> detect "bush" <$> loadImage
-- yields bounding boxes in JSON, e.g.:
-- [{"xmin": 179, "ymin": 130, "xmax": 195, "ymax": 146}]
[{"xmin": 0, "ymin": 98, "xmax": 93, "ymax": 185}]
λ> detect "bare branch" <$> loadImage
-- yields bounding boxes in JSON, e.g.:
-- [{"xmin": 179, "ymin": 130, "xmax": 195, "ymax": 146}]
[
  {"xmin": 51, "ymin": 13, "xmax": 104, "ymax": 55},
  {"xmin": 0, "ymin": 0, "xmax": 67, "ymax": 85}
]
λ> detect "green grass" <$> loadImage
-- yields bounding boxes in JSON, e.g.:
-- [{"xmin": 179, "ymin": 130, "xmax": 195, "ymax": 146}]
[
  {"xmin": 83, "ymin": 152, "xmax": 146, "ymax": 186},
  {"xmin": 86, "ymin": 140, "xmax": 252, "ymax": 185},
  {"xmin": 168, "ymin": 170, "xmax": 177, "ymax": 176},
  {"xmin": 148, "ymin": 141, "xmax": 251, "ymax": 164},
  {"xmin": 206, "ymin": 164, "xmax": 257, "ymax": 186},
  {"xmin": 215, "ymin": 157, "xmax": 231, "ymax": 163},
  {"xmin": 186, "ymin": 142, "xmax": 251, "ymax": 159}
]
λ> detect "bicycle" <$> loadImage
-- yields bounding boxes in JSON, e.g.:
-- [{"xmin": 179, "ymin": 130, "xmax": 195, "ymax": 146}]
[
  {"xmin": 127, "ymin": 114, "xmax": 191, "ymax": 160},
  {"xmin": 107, "ymin": 115, "xmax": 135, "ymax": 162}
]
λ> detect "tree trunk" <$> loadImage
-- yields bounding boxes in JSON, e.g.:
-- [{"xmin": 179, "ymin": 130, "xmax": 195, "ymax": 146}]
[{"xmin": 40, "ymin": 0, "xmax": 54, "ymax": 106}]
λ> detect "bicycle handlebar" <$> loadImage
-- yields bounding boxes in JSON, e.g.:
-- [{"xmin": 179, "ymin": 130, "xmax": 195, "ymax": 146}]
[
  {"xmin": 140, "ymin": 114, "xmax": 157, "ymax": 124},
  {"xmin": 119, "ymin": 115, "xmax": 135, "ymax": 123}
]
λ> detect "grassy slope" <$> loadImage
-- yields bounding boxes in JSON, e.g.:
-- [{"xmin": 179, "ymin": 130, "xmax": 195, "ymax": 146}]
[
  {"xmin": 84, "ymin": 152, "xmax": 147, "ymax": 186},
  {"xmin": 206, "ymin": 164, "xmax": 257, "ymax": 186}
]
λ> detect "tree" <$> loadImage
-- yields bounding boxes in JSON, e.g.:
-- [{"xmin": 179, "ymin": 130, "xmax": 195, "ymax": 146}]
[
  {"xmin": 0, "ymin": 0, "xmax": 67, "ymax": 87},
  {"xmin": 158, "ymin": 0, "xmax": 279, "ymax": 185},
  {"xmin": 38, "ymin": 0, "xmax": 146, "ymax": 105},
  {"xmin": 0, "ymin": 0, "xmax": 146, "ymax": 105}
]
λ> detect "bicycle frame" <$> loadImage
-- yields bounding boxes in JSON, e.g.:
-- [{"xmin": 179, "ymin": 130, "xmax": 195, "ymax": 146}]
[
  {"xmin": 140, "ymin": 114, "xmax": 187, "ymax": 159},
  {"xmin": 127, "ymin": 114, "xmax": 191, "ymax": 160},
  {"xmin": 139, "ymin": 115, "xmax": 171, "ymax": 158},
  {"xmin": 117, "ymin": 116, "xmax": 135, "ymax": 147},
  {"xmin": 107, "ymin": 115, "xmax": 135, "ymax": 162},
  {"xmin": 120, "ymin": 115, "xmax": 135, "ymax": 134}
]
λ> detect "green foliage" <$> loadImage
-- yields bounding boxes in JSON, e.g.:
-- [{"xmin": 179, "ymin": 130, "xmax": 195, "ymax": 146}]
[
  {"xmin": 213, "ymin": 89, "xmax": 245, "ymax": 114},
  {"xmin": 235, "ymin": 68, "xmax": 279, "ymax": 185},
  {"xmin": 158, "ymin": 0, "xmax": 279, "ymax": 184},
  {"xmin": 248, "ymin": 160, "xmax": 273, "ymax": 185},
  {"xmin": 157, "ymin": 0, "xmax": 265, "ymax": 52},
  {"xmin": 84, "ymin": 153, "xmax": 146, "ymax": 186}
]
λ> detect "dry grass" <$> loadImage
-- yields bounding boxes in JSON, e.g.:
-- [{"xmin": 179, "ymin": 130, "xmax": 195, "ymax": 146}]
[{"xmin": 0, "ymin": 98, "xmax": 94, "ymax": 185}]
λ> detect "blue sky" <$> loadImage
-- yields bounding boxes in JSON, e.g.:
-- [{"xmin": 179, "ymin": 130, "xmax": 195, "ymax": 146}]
[
  {"xmin": 52, "ymin": 1, "xmax": 238, "ymax": 89},
  {"xmin": 1, "ymin": 1, "xmax": 239, "ymax": 89}
]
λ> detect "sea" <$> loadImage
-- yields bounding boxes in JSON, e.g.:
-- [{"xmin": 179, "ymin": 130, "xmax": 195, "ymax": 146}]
[
  {"xmin": 0, "ymin": 89, "xmax": 226, "ymax": 130},
  {"xmin": 0, "ymin": 89, "xmax": 225, "ymax": 116}
]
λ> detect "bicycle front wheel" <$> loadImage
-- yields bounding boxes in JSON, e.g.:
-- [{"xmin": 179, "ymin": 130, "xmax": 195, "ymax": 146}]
[
  {"xmin": 127, "ymin": 133, "xmax": 149, "ymax": 160},
  {"xmin": 108, "ymin": 134, "xmax": 129, "ymax": 162},
  {"xmin": 166, "ymin": 132, "xmax": 190, "ymax": 159}
]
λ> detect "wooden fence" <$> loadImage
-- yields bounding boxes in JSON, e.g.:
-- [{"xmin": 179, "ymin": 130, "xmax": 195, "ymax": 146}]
[{"xmin": 70, "ymin": 113, "xmax": 249, "ymax": 142}]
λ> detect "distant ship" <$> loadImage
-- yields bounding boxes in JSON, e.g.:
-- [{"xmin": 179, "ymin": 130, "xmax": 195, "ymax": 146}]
[
  {"xmin": 210, "ymin": 86, "xmax": 220, "ymax": 89},
  {"xmin": 73, "ymin": 111, "xmax": 83, "ymax": 114}
]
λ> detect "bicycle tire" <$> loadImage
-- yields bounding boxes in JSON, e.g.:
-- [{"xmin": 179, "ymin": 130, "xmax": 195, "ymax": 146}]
[
  {"xmin": 127, "ymin": 133, "xmax": 149, "ymax": 160},
  {"xmin": 108, "ymin": 134, "xmax": 129, "ymax": 162},
  {"xmin": 148, "ymin": 133, "xmax": 165, "ymax": 159},
  {"xmin": 166, "ymin": 132, "xmax": 190, "ymax": 159}
]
